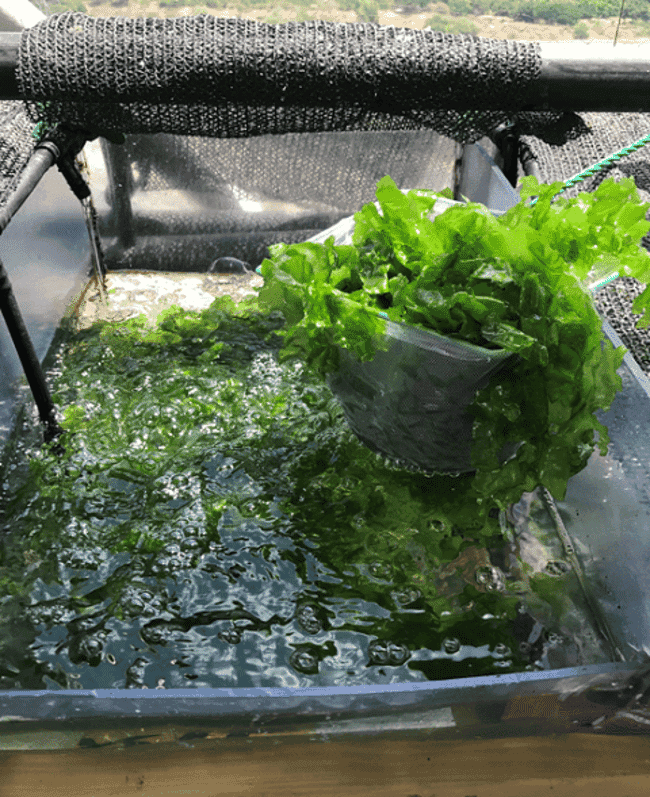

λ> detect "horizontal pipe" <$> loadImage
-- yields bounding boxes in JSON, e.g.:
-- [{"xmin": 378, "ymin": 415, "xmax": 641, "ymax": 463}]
[
  {"xmin": 3, "ymin": 31, "xmax": 650, "ymax": 112},
  {"xmin": 537, "ymin": 41, "xmax": 650, "ymax": 112}
]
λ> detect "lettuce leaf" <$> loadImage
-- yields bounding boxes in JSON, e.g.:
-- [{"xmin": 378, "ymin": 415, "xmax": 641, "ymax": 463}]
[{"xmin": 259, "ymin": 174, "xmax": 650, "ymax": 520}]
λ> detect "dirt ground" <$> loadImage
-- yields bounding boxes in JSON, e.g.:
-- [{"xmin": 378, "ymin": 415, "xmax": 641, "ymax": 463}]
[{"xmin": 83, "ymin": 1, "xmax": 646, "ymax": 42}]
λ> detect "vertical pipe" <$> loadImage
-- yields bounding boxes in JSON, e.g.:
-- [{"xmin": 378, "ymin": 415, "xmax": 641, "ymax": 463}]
[
  {"xmin": 0, "ymin": 255, "xmax": 62, "ymax": 443},
  {"xmin": 100, "ymin": 138, "xmax": 135, "ymax": 250},
  {"xmin": 492, "ymin": 121, "xmax": 519, "ymax": 188}
]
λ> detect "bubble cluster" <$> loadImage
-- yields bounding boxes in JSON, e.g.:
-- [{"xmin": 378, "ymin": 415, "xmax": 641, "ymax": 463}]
[
  {"xmin": 296, "ymin": 604, "xmax": 323, "ymax": 634},
  {"xmin": 545, "ymin": 560, "xmax": 571, "ymax": 577},
  {"xmin": 218, "ymin": 628, "xmax": 242, "ymax": 644},
  {"xmin": 475, "ymin": 565, "xmax": 506, "ymax": 592},
  {"xmin": 368, "ymin": 640, "xmax": 410, "ymax": 666}
]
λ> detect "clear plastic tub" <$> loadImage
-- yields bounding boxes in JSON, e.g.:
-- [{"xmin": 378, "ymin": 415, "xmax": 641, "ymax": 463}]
[{"xmin": 327, "ymin": 318, "xmax": 514, "ymax": 473}]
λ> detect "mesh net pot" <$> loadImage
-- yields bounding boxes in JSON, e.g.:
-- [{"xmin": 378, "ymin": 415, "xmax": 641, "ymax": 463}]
[{"xmin": 326, "ymin": 318, "xmax": 515, "ymax": 475}]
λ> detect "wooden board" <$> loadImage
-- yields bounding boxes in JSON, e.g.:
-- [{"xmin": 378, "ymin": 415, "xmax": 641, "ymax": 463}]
[{"xmin": 3, "ymin": 732, "xmax": 650, "ymax": 797}]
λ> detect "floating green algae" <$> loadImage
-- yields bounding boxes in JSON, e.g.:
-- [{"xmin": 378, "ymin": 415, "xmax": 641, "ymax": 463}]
[{"xmin": 0, "ymin": 295, "xmax": 609, "ymax": 689}]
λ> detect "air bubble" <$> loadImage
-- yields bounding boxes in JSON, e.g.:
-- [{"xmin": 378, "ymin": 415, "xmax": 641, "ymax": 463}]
[
  {"xmin": 493, "ymin": 643, "xmax": 510, "ymax": 657},
  {"xmin": 69, "ymin": 635, "xmax": 103, "ymax": 667},
  {"xmin": 71, "ymin": 615, "xmax": 102, "ymax": 634},
  {"xmin": 443, "ymin": 637, "xmax": 461, "ymax": 655},
  {"xmin": 387, "ymin": 642, "xmax": 409, "ymax": 665},
  {"xmin": 84, "ymin": 637, "xmax": 102, "ymax": 656},
  {"xmin": 140, "ymin": 625, "xmax": 168, "ymax": 645},
  {"xmin": 368, "ymin": 640, "xmax": 390, "ymax": 665},
  {"xmin": 181, "ymin": 537, "xmax": 200, "ymax": 551},
  {"xmin": 123, "ymin": 595, "xmax": 145, "ymax": 614},
  {"xmin": 289, "ymin": 649, "xmax": 318, "ymax": 674},
  {"xmin": 125, "ymin": 657, "xmax": 150, "ymax": 688}
]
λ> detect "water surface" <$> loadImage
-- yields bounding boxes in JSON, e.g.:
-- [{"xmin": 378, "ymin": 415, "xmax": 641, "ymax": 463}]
[{"xmin": 0, "ymin": 298, "xmax": 609, "ymax": 689}]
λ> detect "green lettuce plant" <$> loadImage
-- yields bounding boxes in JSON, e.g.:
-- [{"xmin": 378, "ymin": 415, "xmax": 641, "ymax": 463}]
[{"xmin": 259, "ymin": 174, "xmax": 650, "ymax": 511}]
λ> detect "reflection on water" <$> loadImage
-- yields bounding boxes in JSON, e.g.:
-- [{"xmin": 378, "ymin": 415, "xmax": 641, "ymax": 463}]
[{"xmin": 0, "ymin": 298, "xmax": 611, "ymax": 689}]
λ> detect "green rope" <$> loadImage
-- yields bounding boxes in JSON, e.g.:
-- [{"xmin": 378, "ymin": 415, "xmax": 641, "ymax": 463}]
[{"xmin": 555, "ymin": 131, "xmax": 650, "ymax": 198}]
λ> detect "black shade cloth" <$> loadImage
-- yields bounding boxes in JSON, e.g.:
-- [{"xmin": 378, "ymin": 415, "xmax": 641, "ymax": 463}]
[{"xmin": 16, "ymin": 13, "xmax": 541, "ymax": 142}]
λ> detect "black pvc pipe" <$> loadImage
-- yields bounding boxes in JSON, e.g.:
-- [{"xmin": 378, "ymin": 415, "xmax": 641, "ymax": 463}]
[
  {"xmin": 2, "ymin": 30, "xmax": 650, "ymax": 112},
  {"xmin": 0, "ymin": 126, "xmax": 90, "ymax": 447},
  {"xmin": 0, "ymin": 32, "xmax": 19, "ymax": 100},
  {"xmin": 0, "ymin": 142, "xmax": 58, "ymax": 234},
  {"xmin": 0, "ymin": 124, "xmax": 91, "ymax": 235},
  {"xmin": 0, "ymin": 256, "xmax": 62, "ymax": 444},
  {"xmin": 537, "ymin": 45, "xmax": 650, "ymax": 112},
  {"xmin": 0, "ymin": 133, "xmax": 63, "ymax": 445},
  {"xmin": 491, "ymin": 121, "xmax": 520, "ymax": 188}
]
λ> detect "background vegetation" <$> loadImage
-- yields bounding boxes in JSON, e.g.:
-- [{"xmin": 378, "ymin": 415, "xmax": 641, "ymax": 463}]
[{"xmin": 34, "ymin": 0, "xmax": 650, "ymax": 41}]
